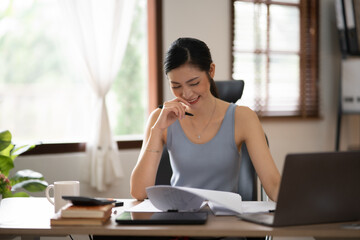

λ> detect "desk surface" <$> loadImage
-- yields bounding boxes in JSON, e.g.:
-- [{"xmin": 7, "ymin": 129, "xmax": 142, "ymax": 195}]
[{"xmin": 0, "ymin": 197, "xmax": 359, "ymax": 238}]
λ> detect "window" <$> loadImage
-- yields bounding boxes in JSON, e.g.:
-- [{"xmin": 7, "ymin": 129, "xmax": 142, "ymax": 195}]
[
  {"xmin": 0, "ymin": 0, "xmax": 148, "ymax": 145},
  {"xmin": 232, "ymin": 0, "xmax": 319, "ymax": 117}
]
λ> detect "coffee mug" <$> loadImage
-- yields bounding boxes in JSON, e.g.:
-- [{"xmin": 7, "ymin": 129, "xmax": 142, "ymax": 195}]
[{"xmin": 45, "ymin": 181, "xmax": 80, "ymax": 212}]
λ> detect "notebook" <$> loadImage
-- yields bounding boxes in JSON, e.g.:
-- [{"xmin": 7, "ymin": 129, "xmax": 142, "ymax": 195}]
[{"xmin": 238, "ymin": 151, "xmax": 360, "ymax": 227}]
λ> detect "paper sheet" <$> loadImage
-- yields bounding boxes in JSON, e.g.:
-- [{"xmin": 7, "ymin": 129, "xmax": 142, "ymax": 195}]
[
  {"xmin": 127, "ymin": 198, "xmax": 276, "ymax": 216},
  {"xmin": 127, "ymin": 199, "xmax": 161, "ymax": 212},
  {"xmin": 146, "ymin": 185, "xmax": 243, "ymax": 214},
  {"xmin": 208, "ymin": 201, "xmax": 276, "ymax": 215}
]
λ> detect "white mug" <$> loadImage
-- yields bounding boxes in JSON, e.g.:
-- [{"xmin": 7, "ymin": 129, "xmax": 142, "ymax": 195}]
[{"xmin": 45, "ymin": 181, "xmax": 80, "ymax": 212}]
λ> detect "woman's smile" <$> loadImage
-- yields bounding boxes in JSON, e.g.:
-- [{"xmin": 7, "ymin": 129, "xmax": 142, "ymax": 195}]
[{"xmin": 187, "ymin": 96, "xmax": 200, "ymax": 105}]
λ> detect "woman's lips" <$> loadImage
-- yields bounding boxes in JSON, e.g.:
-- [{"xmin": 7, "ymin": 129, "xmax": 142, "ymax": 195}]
[{"xmin": 188, "ymin": 96, "xmax": 200, "ymax": 105}]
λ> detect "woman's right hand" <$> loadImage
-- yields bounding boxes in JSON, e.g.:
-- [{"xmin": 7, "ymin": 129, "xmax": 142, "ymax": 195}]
[{"xmin": 153, "ymin": 98, "xmax": 191, "ymax": 130}]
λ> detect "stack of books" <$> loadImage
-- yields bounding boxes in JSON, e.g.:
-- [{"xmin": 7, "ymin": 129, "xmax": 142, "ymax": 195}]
[{"xmin": 50, "ymin": 203, "xmax": 114, "ymax": 226}]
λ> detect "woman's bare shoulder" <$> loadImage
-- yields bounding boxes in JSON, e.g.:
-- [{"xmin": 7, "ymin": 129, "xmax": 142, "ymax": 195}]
[
  {"xmin": 235, "ymin": 105, "xmax": 258, "ymax": 120},
  {"xmin": 234, "ymin": 105, "xmax": 261, "ymax": 132}
]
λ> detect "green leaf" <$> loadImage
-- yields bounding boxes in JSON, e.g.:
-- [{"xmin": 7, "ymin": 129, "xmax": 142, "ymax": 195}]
[
  {"xmin": 0, "ymin": 142, "xmax": 13, "ymax": 157},
  {"xmin": 1, "ymin": 187, "xmax": 12, "ymax": 198},
  {"xmin": 11, "ymin": 144, "xmax": 35, "ymax": 159},
  {"xmin": 5, "ymin": 192, "xmax": 30, "ymax": 198},
  {"xmin": 0, "ymin": 130, "xmax": 12, "ymax": 152},
  {"xmin": 0, "ymin": 155, "xmax": 14, "ymax": 176},
  {"xmin": 12, "ymin": 179, "xmax": 48, "ymax": 192},
  {"xmin": 12, "ymin": 169, "xmax": 44, "ymax": 180}
]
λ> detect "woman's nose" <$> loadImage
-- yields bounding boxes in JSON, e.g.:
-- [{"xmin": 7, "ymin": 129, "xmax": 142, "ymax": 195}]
[{"xmin": 182, "ymin": 87, "xmax": 192, "ymax": 99}]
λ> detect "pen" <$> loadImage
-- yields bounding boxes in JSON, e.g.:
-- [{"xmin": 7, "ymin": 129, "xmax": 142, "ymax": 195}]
[{"xmin": 158, "ymin": 105, "xmax": 194, "ymax": 116}]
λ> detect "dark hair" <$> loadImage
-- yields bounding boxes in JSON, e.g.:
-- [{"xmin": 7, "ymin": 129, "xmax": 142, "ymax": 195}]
[{"xmin": 164, "ymin": 37, "xmax": 219, "ymax": 97}]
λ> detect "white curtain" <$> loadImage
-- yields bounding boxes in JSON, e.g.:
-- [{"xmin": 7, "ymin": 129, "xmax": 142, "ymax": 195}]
[{"xmin": 60, "ymin": 0, "xmax": 135, "ymax": 191}]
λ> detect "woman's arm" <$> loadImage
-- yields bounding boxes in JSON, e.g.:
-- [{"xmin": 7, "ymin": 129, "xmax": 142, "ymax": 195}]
[
  {"xmin": 130, "ymin": 100, "xmax": 190, "ymax": 200},
  {"xmin": 235, "ymin": 106, "xmax": 281, "ymax": 201},
  {"xmin": 130, "ymin": 110, "xmax": 164, "ymax": 200}
]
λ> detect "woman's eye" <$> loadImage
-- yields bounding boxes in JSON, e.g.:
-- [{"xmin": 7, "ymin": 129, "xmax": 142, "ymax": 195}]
[
  {"xmin": 190, "ymin": 82, "xmax": 200, "ymax": 86},
  {"xmin": 171, "ymin": 85, "xmax": 181, "ymax": 89}
]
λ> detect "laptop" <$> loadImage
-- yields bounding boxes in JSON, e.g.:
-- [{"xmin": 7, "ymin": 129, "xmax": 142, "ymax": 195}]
[{"xmin": 239, "ymin": 151, "xmax": 360, "ymax": 227}]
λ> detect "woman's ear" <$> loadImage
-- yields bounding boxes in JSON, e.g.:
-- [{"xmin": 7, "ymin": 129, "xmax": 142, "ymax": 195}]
[{"xmin": 209, "ymin": 63, "xmax": 216, "ymax": 79}]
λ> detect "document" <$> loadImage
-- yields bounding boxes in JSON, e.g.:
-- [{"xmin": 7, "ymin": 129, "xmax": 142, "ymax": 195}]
[
  {"xmin": 128, "ymin": 199, "xmax": 162, "ymax": 212},
  {"xmin": 208, "ymin": 200, "xmax": 276, "ymax": 216},
  {"xmin": 146, "ymin": 185, "xmax": 243, "ymax": 214},
  {"xmin": 128, "ymin": 198, "xmax": 276, "ymax": 216}
]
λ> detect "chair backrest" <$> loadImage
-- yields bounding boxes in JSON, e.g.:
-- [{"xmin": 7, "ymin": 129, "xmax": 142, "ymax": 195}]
[
  {"xmin": 155, "ymin": 80, "xmax": 259, "ymax": 201},
  {"xmin": 215, "ymin": 80, "xmax": 245, "ymax": 103}
]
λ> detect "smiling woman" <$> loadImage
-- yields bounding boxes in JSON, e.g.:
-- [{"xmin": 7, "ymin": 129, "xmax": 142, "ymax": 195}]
[
  {"xmin": 130, "ymin": 37, "xmax": 280, "ymax": 202},
  {"xmin": 0, "ymin": 0, "xmax": 148, "ymax": 144}
]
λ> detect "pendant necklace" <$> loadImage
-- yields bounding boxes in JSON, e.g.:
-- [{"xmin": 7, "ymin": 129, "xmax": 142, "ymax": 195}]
[{"xmin": 191, "ymin": 99, "xmax": 217, "ymax": 140}]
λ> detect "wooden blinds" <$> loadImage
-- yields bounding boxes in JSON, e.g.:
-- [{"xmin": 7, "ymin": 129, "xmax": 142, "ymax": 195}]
[{"xmin": 232, "ymin": 0, "xmax": 319, "ymax": 117}]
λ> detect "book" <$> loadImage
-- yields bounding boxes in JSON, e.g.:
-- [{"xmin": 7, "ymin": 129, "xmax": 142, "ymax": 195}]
[
  {"xmin": 50, "ymin": 211, "xmax": 111, "ymax": 226},
  {"xmin": 145, "ymin": 185, "xmax": 243, "ymax": 215},
  {"xmin": 60, "ymin": 203, "xmax": 113, "ymax": 218}
]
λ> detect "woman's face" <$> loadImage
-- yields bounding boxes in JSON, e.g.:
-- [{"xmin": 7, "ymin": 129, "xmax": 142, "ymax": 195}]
[{"xmin": 167, "ymin": 63, "xmax": 215, "ymax": 108}]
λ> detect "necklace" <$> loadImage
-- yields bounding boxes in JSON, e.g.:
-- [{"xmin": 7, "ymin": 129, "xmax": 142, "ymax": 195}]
[{"xmin": 191, "ymin": 99, "xmax": 217, "ymax": 140}]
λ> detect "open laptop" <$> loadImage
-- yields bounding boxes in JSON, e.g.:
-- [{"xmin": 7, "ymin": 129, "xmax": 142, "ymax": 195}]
[{"xmin": 238, "ymin": 151, "xmax": 360, "ymax": 227}]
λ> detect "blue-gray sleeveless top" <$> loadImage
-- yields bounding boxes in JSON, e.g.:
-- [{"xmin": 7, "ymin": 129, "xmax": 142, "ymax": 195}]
[{"xmin": 166, "ymin": 103, "xmax": 240, "ymax": 193}]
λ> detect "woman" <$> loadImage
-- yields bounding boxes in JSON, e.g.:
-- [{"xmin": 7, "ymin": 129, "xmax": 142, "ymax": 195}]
[{"xmin": 130, "ymin": 37, "xmax": 280, "ymax": 202}]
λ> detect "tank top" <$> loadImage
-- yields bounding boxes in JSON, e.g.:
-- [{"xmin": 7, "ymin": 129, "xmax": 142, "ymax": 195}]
[{"xmin": 166, "ymin": 103, "xmax": 240, "ymax": 193}]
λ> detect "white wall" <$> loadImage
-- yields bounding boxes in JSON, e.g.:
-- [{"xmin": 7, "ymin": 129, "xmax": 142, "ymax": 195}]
[
  {"xmin": 13, "ymin": 0, "xmax": 359, "ymax": 218},
  {"xmin": 162, "ymin": 0, "xmax": 232, "ymax": 101}
]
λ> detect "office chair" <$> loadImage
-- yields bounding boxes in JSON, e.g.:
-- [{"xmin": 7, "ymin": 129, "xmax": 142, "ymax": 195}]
[
  {"xmin": 215, "ymin": 80, "xmax": 244, "ymax": 104},
  {"xmin": 155, "ymin": 80, "xmax": 259, "ymax": 201}
]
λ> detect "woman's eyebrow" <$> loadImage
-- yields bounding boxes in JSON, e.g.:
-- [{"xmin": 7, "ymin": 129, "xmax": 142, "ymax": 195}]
[
  {"xmin": 186, "ymin": 77, "xmax": 200, "ymax": 83},
  {"xmin": 170, "ymin": 77, "xmax": 199, "ymax": 84}
]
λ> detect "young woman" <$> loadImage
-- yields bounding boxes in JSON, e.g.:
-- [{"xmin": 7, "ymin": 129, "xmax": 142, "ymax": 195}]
[{"xmin": 130, "ymin": 37, "xmax": 280, "ymax": 202}]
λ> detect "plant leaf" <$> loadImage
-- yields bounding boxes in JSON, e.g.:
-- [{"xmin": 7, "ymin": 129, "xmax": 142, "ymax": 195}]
[
  {"xmin": 0, "ymin": 142, "xmax": 13, "ymax": 157},
  {"xmin": 12, "ymin": 169, "xmax": 44, "ymax": 180},
  {"xmin": 6, "ymin": 192, "xmax": 30, "ymax": 198},
  {"xmin": 11, "ymin": 179, "xmax": 48, "ymax": 192},
  {"xmin": 0, "ymin": 130, "xmax": 12, "ymax": 152},
  {"xmin": 0, "ymin": 155, "xmax": 14, "ymax": 176},
  {"xmin": 11, "ymin": 144, "xmax": 36, "ymax": 159}
]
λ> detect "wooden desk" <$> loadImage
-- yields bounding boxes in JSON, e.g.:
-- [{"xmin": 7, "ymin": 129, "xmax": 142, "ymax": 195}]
[{"xmin": 0, "ymin": 197, "xmax": 359, "ymax": 239}]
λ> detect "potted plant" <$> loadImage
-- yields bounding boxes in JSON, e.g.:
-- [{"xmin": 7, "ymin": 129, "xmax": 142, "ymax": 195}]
[{"xmin": 0, "ymin": 130, "xmax": 48, "ymax": 199}]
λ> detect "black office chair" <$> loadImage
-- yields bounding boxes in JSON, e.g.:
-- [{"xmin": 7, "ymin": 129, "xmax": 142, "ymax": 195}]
[
  {"xmin": 156, "ymin": 80, "xmax": 258, "ymax": 201},
  {"xmin": 215, "ymin": 80, "xmax": 244, "ymax": 104}
]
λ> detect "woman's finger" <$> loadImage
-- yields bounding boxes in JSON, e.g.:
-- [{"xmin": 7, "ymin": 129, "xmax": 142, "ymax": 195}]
[{"xmin": 163, "ymin": 101, "xmax": 186, "ymax": 118}]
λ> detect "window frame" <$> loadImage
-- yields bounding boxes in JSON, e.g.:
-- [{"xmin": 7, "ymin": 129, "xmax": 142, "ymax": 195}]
[
  {"xmin": 231, "ymin": 0, "xmax": 319, "ymax": 119},
  {"xmin": 23, "ymin": 0, "xmax": 162, "ymax": 155}
]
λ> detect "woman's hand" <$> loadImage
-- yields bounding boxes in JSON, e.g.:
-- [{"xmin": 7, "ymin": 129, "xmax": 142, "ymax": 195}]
[{"xmin": 153, "ymin": 98, "xmax": 190, "ymax": 130}]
